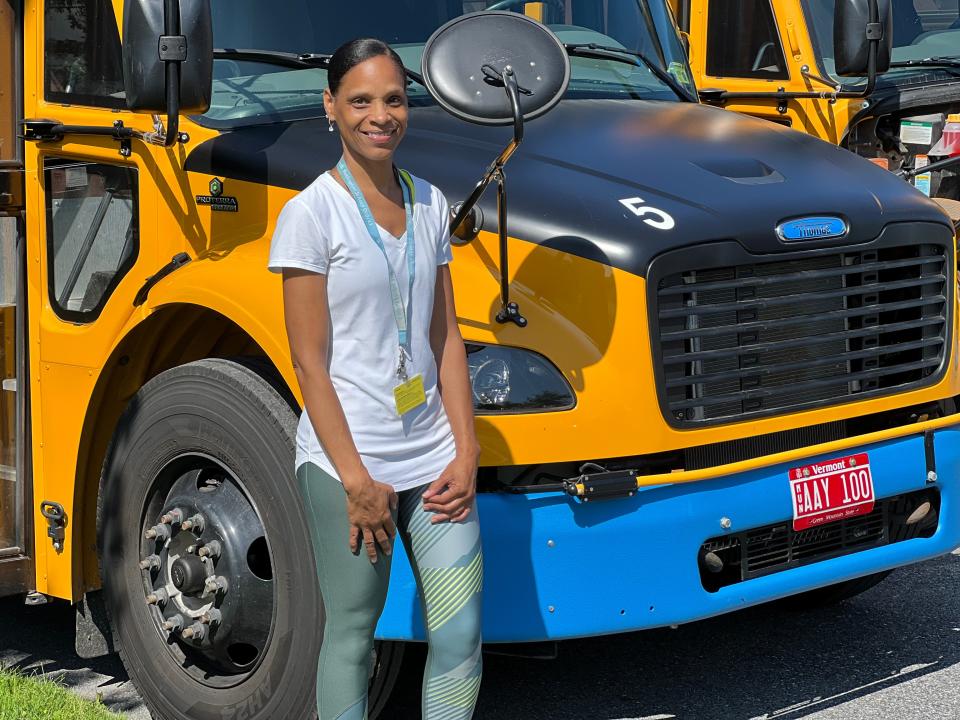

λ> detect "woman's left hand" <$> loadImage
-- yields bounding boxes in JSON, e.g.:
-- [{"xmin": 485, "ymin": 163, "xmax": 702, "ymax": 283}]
[{"xmin": 421, "ymin": 451, "xmax": 478, "ymax": 523}]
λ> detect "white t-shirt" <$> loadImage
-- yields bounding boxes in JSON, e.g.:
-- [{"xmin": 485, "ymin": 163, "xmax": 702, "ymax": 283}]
[{"xmin": 268, "ymin": 171, "xmax": 456, "ymax": 491}]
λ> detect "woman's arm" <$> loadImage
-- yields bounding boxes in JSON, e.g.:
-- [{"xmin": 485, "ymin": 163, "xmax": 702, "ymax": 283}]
[
  {"xmin": 421, "ymin": 265, "xmax": 480, "ymax": 523},
  {"xmin": 282, "ymin": 269, "xmax": 397, "ymax": 561}
]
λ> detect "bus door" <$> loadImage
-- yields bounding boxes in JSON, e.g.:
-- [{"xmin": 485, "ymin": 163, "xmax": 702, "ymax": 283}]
[{"xmin": 0, "ymin": 0, "xmax": 31, "ymax": 596}]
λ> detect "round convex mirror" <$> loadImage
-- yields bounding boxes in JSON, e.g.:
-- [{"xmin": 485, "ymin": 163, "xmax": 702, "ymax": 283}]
[{"xmin": 421, "ymin": 11, "xmax": 570, "ymax": 126}]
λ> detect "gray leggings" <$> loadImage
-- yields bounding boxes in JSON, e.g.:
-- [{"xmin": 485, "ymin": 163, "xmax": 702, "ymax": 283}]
[{"xmin": 297, "ymin": 462, "xmax": 483, "ymax": 719}]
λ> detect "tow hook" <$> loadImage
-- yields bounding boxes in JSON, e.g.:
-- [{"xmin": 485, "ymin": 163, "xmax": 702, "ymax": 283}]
[{"xmin": 40, "ymin": 501, "xmax": 67, "ymax": 552}]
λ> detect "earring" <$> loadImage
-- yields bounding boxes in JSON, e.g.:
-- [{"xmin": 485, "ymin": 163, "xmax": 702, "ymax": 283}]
[{"xmin": 328, "ymin": 118, "xmax": 335, "ymax": 133}]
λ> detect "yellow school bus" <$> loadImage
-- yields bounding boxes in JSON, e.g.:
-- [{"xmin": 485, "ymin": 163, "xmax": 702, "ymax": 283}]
[
  {"xmin": 673, "ymin": 0, "xmax": 959, "ymax": 212},
  {"xmin": 1, "ymin": 0, "xmax": 960, "ymax": 718}
]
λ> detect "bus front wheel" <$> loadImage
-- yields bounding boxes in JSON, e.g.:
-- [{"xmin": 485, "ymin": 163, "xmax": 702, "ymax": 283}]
[{"xmin": 97, "ymin": 358, "xmax": 400, "ymax": 720}]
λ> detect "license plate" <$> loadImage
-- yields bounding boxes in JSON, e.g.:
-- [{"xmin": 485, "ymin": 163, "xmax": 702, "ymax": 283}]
[{"xmin": 789, "ymin": 453, "xmax": 875, "ymax": 531}]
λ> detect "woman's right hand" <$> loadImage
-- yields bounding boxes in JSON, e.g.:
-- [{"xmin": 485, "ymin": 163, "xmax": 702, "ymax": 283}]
[{"xmin": 344, "ymin": 474, "xmax": 398, "ymax": 563}]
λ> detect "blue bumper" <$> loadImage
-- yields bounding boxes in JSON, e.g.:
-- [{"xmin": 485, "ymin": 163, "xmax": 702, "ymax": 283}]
[{"xmin": 376, "ymin": 427, "xmax": 960, "ymax": 642}]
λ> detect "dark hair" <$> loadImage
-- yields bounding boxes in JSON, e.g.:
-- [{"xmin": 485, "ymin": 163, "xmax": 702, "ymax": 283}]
[{"xmin": 327, "ymin": 38, "xmax": 406, "ymax": 95}]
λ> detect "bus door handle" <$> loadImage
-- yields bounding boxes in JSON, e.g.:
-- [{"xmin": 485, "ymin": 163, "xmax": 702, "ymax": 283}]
[{"xmin": 40, "ymin": 500, "xmax": 67, "ymax": 553}]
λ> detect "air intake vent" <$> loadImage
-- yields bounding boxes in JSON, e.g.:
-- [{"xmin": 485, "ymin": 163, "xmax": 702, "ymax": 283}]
[
  {"xmin": 699, "ymin": 489, "xmax": 939, "ymax": 592},
  {"xmin": 651, "ymin": 238, "xmax": 952, "ymax": 426}
]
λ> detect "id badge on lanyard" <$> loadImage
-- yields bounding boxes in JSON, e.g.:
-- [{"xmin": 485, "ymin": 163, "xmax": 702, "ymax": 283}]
[{"xmin": 337, "ymin": 158, "xmax": 426, "ymax": 416}]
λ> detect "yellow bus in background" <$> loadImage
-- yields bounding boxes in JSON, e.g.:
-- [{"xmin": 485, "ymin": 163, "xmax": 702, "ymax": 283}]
[{"xmin": 673, "ymin": 0, "xmax": 959, "ymax": 219}]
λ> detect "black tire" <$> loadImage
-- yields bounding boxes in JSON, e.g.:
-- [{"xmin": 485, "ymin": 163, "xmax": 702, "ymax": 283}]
[
  {"xmin": 98, "ymin": 358, "xmax": 401, "ymax": 720},
  {"xmin": 780, "ymin": 570, "xmax": 892, "ymax": 611}
]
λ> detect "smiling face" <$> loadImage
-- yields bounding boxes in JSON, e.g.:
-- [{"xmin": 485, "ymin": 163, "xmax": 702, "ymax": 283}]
[{"xmin": 324, "ymin": 54, "xmax": 409, "ymax": 165}]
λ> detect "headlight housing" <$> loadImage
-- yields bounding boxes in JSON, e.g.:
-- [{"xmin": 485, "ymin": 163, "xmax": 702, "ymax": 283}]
[{"xmin": 465, "ymin": 343, "xmax": 575, "ymax": 413}]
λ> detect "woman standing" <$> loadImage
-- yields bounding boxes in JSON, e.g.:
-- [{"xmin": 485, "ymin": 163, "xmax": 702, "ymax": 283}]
[{"xmin": 268, "ymin": 39, "xmax": 483, "ymax": 719}]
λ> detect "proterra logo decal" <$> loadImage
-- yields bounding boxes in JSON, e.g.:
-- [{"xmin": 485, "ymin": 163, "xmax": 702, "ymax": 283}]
[{"xmin": 196, "ymin": 177, "xmax": 238, "ymax": 212}]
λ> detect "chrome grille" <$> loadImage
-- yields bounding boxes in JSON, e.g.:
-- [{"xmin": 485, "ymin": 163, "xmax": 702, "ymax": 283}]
[{"xmin": 653, "ymin": 241, "xmax": 951, "ymax": 426}]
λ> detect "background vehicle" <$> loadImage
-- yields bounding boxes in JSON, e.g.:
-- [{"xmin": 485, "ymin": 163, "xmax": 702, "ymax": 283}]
[
  {"xmin": 1, "ymin": 0, "xmax": 959, "ymax": 718},
  {"xmin": 673, "ymin": 0, "xmax": 960, "ymax": 213}
]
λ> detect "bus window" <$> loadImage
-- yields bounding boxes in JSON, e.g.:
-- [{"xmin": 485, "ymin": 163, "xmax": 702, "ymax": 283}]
[
  {"xmin": 706, "ymin": 0, "xmax": 789, "ymax": 79},
  {"xmin": 44, "ymin": 160, "xmax": 138, "ymax": 322},
  {"xmin": 0, "ymin": 0, "xmax": 19, "ymax": 552},
  {"xmin": 44, "ymin": 0, "xmax": 124, "ymax": 109},
  {"xmin": 0, "ymin": 216, "xmax": 15, "ymax": 550},
  {"xmin": 0, "ymin": 0, "xmax": 14, "ymax": 161}
]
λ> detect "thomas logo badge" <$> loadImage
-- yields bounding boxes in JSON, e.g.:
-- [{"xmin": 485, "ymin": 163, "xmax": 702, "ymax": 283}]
[
  {"xmin": 776, "ymin": 216, "xmax": 848, "ymax": 242},
  {"xmin": 196, "ymin": 177, "xmax": 238, "ymax": 212}
]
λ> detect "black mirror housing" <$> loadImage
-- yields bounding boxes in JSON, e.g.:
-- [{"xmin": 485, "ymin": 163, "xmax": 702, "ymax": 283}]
[
  {"xmin": 123, "ymin": 0, "xmax": 213, "ymax": 114},
  {"xmin": 834, "ymin": 0, "xmax": 893, "ymax": 76}
]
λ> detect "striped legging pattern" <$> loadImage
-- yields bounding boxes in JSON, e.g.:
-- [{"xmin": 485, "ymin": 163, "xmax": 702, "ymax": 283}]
[{"xmin": 298, "ymin": 462, "xmax": 483, "ymax": 720}]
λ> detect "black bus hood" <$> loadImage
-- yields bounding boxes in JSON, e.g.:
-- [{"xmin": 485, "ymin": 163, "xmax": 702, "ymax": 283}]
[{"xmin": 187, "ymin": 99, "xmax": 952, "ymax": 277}]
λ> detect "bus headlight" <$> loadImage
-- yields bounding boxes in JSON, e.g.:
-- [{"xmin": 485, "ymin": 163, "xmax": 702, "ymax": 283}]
[{"xmin": 465, "ymin": 343, "xmax": 575, "ymax": 413}]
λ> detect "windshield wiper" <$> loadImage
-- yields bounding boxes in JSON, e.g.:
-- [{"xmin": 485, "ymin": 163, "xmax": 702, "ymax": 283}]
[
  {"xmin": 563, "ymin": 43, "xmax": 697, "ymax": 102},
  {"xmin": 212, "ymin": 49, "xmax": 425, "ymax": 86},
  {"xmin": 889, "ymin": 57, "xmax": 960, "ymax": 70},
  {"xmin": 214, "ymin": 49, "xmax": 330, "ymax": 68}
]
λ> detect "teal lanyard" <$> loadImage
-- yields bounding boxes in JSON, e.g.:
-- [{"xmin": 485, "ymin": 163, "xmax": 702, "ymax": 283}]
[{"xmin": 336, "ymin": 158, "xmax": 416, "ymax": 379}]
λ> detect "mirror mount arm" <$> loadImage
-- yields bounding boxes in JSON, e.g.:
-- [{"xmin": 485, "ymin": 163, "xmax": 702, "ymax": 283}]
[
  {"xmin": 449, "ymin": 67, "xmax": 524, "ymax": 238},
  {"xmin": 161, "ymin": 0, "xmax": 184, "ymax": 147},
  {"xmin": 855, "ymin": 0, "xmax": 881, "ymax": 99},
  {"xmin": 448, "ymin": 66, "xmax": 527, "ymax": 328}
]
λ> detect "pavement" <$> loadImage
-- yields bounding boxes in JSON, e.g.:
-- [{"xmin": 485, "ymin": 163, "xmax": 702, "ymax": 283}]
[
  {"xmin": 3, "ymin": 549, "xmax": 960, "ymax": 719},
  {"xmin": 0, "ymin": 595, "xmax": 149, "ymax": 719}
]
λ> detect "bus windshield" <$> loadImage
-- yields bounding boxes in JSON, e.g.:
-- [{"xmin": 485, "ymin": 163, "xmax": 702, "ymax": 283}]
[
  {"xmin": 802, "ymin": 0, "xmax": 960, "ymax": 79},
  {"xmin": 199, "ymin": 0, "xmax": 695, "ymax": 128}
]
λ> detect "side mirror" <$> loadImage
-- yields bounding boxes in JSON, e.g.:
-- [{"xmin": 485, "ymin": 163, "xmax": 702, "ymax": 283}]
[
  {"xmin": 422, "ymin": 11, "xmax": 569, "ymax": 327},
  {"xmin": 123, "ymin": 0, "xmax": 213, "ymax": 143},
  {"xmin": 834, "ymin": 0, "xmax": 892, "ymax": 76}
]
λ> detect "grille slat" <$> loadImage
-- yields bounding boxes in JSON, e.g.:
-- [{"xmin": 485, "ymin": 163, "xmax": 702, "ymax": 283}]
[
  {"xmin": 665, "ymin": 338, "xmax": 944, "ymax": 388},
  {"xmin": 668, "ymin": 358, "xmax": 943, "ymax": 411},
  {"xmin": 658, "ymin": 275, "xmax": 945, "ymax": 319},
  {"xmin": 653, "ymin": 241, "xmax": 951, "ymax": 425},
  {"xmin": 658, "ymin": 254, "xmax": 943, "ymax": 295},
  {"xmin": 662, "ymin": 316, "xmax": 945, "ymax": 363},
  {"xmin": 662, "ymin": 297, "xmax": 946, "ymax": 342}
]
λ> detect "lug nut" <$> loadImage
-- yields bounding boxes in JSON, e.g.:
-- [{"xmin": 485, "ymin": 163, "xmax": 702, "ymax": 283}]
[
  {"xmin": 182, "ymin": 622, "xmax": 206, "ymax": 640},
  {"xmin": 198, "ymin": 541, "xmax": 222, "ymax": 559},
  {"xmin": 203, "ymin": 575, "xmax": 228, "ymax": 597},
  {"xmin": 160, "ymin": 508, "xmax": 186, "ymax": 525},
  {"xmin": 138, "ymin": 554, "xmax": 161, "ymax": 571},
  {"xmin": 161, "ymin": 614, "xmax": 184, "ymax": 632},
  {"xmin": 181, "ymin": 514, "xmax": 205, "ymax": 534},
  {"xmin": 146, "ymin": 588, "xmax": 169, "ymax": 606},
  {"xmin": 145, "ymin": 524, "xmax": 171, "ymax": 542},
  {"xmin": 201, "ymin": 608, "xmax": 223, "ymax": 627}
]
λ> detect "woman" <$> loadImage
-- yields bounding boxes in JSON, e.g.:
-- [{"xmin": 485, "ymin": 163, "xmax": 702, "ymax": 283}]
[{"xmin": 268, "ymin": 38, "xmax": 483, "ymax": 720}]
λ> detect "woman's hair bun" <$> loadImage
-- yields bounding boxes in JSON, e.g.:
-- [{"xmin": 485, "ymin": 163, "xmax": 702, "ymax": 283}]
[{"xmin": 328, "ymin": 38, "xmax": 406, "ymax": 94}]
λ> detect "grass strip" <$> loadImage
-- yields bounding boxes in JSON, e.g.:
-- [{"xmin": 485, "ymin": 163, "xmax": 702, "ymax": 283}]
[{"xmin": 0, "ymin": 666, "xmax": 123, "ymax": 720}]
